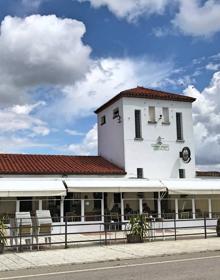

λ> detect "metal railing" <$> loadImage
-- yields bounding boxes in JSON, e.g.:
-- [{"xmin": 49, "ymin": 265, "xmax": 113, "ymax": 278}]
[{"xmin": 2, "ymin": 213, "xmax": 220, "ymax": 253}]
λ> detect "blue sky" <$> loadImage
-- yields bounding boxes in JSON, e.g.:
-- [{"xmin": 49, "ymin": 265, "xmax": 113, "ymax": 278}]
[{"xmin": 0, "ymin": 0, "xmax": 220, "ymax": 170}]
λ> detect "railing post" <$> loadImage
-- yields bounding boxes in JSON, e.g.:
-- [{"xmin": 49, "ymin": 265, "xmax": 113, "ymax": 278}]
[
  {"xmin": 19, "ymin": 218, "xmax": 22, "ymax": 252},
  {"xmin": 174, "ymin": 216, "xmax": 177, "ymax": 241},
  {"xmin": 141, "ymin": 214, "xmax": 144, "ymax": 242},
  {"xmin": 204, "ymin": 216, "xmax": 207, "ymax": 239},
  {"xmin": 104, "ymin": 221, "xmax": 108, "ymax": 245},
  {"xmin": 64, "ymin": 218, "xmax": 68, "ymax": 249}
]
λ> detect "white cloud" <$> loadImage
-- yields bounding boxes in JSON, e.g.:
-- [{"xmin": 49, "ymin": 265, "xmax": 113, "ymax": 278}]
[
  {"xmin": 0, "ymin": 102, "xmax": 49, "ymax": 136},
  {"xmin": 66, "ymin": 124, "xmax": 97, "ymax": 155},
  {"xmin": 0, "ymin": 136, "xmax": 52, "ymax": 153},
  {"xmin": 183, "ymin": 71, "xmax": 220, "ymax": 168},
  {"xmin": 65, "ymin": 129, "xmax": 85, "ymax": 136},
  {"xmin": 173, "ymin": 0, "xmax": 220, "ymax": 37},
  {"xmin": 78, "ymin": 0, "xmax": 170, "ymax": 21},
  {"xmin": 51, "ymin": 57, "xmax": 173, "ymax": 120},
  {"xmin": 0, "ymin": 15, "xmax": 91, "ymax": 105},
  {"xmin": 206, "ymin": 63, "xmax": 220, "ymax": 71},
  {"xmin": 21, "ymin": 0, "xmax": 47, "ymax": 11}
]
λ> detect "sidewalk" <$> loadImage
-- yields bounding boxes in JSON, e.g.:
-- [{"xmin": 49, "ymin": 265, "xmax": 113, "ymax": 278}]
[{"xmin": 1, "ymin": 237, "xmax": 220, "ymax": 272}]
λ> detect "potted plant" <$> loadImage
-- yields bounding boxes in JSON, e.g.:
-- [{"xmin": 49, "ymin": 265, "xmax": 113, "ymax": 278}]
[
  {"xmin": 0, "ymin": 217, "xmax": 7, "ymax": 254},
  {"xmin": 126, "ymin": 215, "xmax": 151, "ymax": 243}
]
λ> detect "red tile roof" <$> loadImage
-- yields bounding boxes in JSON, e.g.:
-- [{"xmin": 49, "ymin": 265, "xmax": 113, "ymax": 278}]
[
  {"xmin": 95, "ymin": 86, "xmax": 196, "ymax": 113},
  {"xmin": 0, "ymin": 154, "xmax": 126, "ymax": 175}
]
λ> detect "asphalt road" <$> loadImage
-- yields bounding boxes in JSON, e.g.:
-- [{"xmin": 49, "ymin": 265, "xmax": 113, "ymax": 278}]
[{"xmin": 1, "ymin": 251, "xmax": 220, "ymax": 280}]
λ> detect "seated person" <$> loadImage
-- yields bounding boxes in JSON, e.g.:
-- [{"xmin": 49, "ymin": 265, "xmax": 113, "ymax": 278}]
[
  {"xmin": 124, "ymin": 203, "xmax": 133, "ymax": 220},
  {"xmin": 143, "ymin": 203, "xmax": 151, "ymax": 214},
  {"xmin": 111, "ymin": 203, "xmax": 121, "ymax": 214}
]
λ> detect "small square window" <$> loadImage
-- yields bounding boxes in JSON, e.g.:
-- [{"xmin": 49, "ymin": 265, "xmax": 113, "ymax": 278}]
[
  {"xmin": 100, "ymin": 115, "xmax": 106, "ymax": 125},
  {"xmin": 148, "ymin": 106, "xmax": 156, "ymax": 123},
  {"xmin": 113, "ymin": 108, "xmax": 119, "ymax": 119},
  {"xmin": 137, "ymin": 168, "xmax": 143, "ymax": 178},
  {"xmin": 162, "ymin": 107, "xmax": 170, "ymax": 124}
]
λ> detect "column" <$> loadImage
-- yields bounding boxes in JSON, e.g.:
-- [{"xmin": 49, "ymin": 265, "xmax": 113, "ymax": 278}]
[
  {"xmin": 101, "ymin": 193, "xmax": 104, "ymax": 222},
  {"xmin": 121, "ymin": 198, "xmax": 124, "ymax": 222},
  {"xmin": 208, "ymin": 198, "xmax": 212, "ymax": 219},
  {"xmin": 139, "ymin": 198, "xmax": 143, "ymax": 214},
  {"xmin": 157, "ymin": 192, "xmax": 161, "ymax": 218},
  {"xmin": 192, "ymin": 198, "xmax": 196, "ymax": 219},
  {"xmin": 175, "ymin": 198, "xmax": 179, "ymax": 220},
  {"xmin": 16, "ymin": 200, "xmax": 20, "ymax": 212},
  {"xmin": 81, "ymin": 199, "xmax": 85, "ymax": 222},
  {"xmin": 38, "ymin": 199, "xmax": 42, "ymax": 210},
  {"xmin": 60, "ymin": 197, "xmax": 64, "ymax": 223}
]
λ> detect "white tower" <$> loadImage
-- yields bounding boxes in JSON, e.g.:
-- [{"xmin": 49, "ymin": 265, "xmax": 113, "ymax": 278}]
[{"xmin": 95, "ymin": 87, "xmax": 196, "ymax": 179}]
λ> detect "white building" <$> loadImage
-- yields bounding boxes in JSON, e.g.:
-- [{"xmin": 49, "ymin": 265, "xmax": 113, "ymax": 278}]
[
  {"xmin": 96, "ymin": 86, "xmax": 196, "ymax": 179},
  {"xmin": 0, "ymin": 86, "xmax": 220, "ymax": 230}
]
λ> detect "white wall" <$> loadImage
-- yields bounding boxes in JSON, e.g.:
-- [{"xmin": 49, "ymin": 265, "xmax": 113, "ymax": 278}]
[
  {"xmin": 98, "ymin": 97, "xmax": 196, "ymax": 179},
  {"xmin": 97, "ymin": 98, "xmax": 125, "ymax": 169}
]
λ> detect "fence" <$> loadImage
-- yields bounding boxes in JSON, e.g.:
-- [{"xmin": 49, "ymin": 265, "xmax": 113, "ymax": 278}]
[{"xmin": 2, "ymin": 214, "xmax": 220, "ymax": 253}]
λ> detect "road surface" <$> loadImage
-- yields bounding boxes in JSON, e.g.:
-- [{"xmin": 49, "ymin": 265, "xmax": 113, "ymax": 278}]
[{"xmin": 0, "ymin": 251, "xmax": 220, "ymax": 280}]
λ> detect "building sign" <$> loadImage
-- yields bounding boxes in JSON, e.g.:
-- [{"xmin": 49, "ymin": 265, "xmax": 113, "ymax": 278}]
[
  {"xmin": 152, "ymin": 136, "xmax": 169, "ymax": 151},
  {"xmin": 151, "ymin": 144, "xmax": 169, "ymax": 151},
  {"xmin": 180, "ymin": 147, "xmax": 191, "ymax": 163}
]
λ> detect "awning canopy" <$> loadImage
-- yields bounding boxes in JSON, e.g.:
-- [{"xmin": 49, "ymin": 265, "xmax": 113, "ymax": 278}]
[
  {"xmin": 163, "ymin": 179, "xmax": 220, "ymax": 195},
  {"xmin": 0, "ymin": 179, "xmax": 66, "ymax": 197},
  {"xmin": 65, "ymin": 178, "xmax": 166, "ymax": 193}
]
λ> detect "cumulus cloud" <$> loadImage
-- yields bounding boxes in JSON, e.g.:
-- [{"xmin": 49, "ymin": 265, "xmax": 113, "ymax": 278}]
[
  {"xmin": 0, "ymin": 14, "xmax": 91, "ymax": 105},
  {"xmin": 184, "ymin": 71, "xmax": 220, "ymax": 169},
  {"xmin": 51, "ymin": 57, "xmax": 173, "ymax": 120},
  {"xmin": 66, "ymin": 124, "xmax": 97, "ymax": 155},
  {"xmin": 173, "ymin": 0, "xmax": 220, "ymax": 37},
  {"xmin": 78, "ymin": 0, "xmax": 170, "ymax": 21},
  {"xmin": 0, "ymin": 101, "xmax": 49, "ymax": 136}
]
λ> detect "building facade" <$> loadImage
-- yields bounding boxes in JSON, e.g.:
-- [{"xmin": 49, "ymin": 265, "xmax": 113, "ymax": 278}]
[{"xmin": 0, "ymin": 86, "xmax": 220, "ymax": 232}]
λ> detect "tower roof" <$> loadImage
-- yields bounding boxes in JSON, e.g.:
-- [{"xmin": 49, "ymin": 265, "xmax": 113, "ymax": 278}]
[{"xmin": 95, "ymin": 86, "xmax": 196, "ymax": 114}]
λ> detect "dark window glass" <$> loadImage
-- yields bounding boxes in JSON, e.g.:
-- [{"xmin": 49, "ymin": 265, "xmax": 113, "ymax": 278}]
[
  {"xmin": 176, "ymin": 112, "xmax": 183, "ymax": 140},
  {"xmin": 100, "ymin": 115, "xmax": 106, "ymax": 125},
  {"xmin": 137, "ymin": 168, "xmax": 143, "ymax": 178},
  {"xmin": 113, "ymin": 108, "xmax": 119, "ymax": 119},
  {"xmin": 135, "ymin": 110, "xmax": 142, "ymax": 139},
  {"xmin": 114, "ymin": 193, "xmax": 121, "ymax": 204},
  {"xmin": 179, "ymin": 169, "xmax": 185, "ymax": 178}
]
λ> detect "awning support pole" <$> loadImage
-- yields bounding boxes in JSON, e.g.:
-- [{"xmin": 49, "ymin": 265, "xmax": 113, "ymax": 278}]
[
  {"xmin": 208, "ymin": 198, "xmax": 212, "ymax": 219},
  {"xmin": 81, "ymin": 199, "xmax": 85, "ymax": 222},
  {"xmin": 60, "ymin": 197, "xmax": 64, "ymax": 223},
  {"xmin": 39, "ymin": 200, "xmax": 42, "ymax": 210},
  {"xmin": 16, "ymin": 200, "xmax": 20, "ymax": 212},
  {"xmin": 192, "ymin": 198, "xmax": 196, "ymax": 219},
  {"xmin": 139, "ymin": 198, "xmax": 143, "ymax": 214},
  {"xmin": 157, "ymin": 192, "xmax": 161, "ymax": 218},
  {"xmin": 101, "ymin": 193, "xmax": 104, "ymax": 222},
  {"xmin": 175, "ymin": 198, "xmax": 178, "ymax": 220},
  {"xmin": 121, "ymin": 196, "xmax": 124, "ymax": 222}
]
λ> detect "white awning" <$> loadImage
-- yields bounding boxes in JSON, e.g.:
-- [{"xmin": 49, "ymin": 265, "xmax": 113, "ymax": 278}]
[
  {"xmin": 0, "ymin": 179, "xmax": 66, "ymax": 197},
  {"xmin": 163, "ymin": 179, "xmax": 220, "ymax": 195},
  {"xmin": 65, "ymin": 178, "xmax": 166, "ymax": 193}
]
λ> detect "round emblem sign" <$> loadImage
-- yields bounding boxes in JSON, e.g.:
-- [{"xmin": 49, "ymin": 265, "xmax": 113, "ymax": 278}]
[{"xmin": 180, "ymin": 147, "xmax": 191, "ymax": 163}]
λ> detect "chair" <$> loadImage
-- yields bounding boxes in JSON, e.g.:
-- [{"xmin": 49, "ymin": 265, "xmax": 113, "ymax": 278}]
[
  {"xmin": 34, "ymin": 210, "xmax": 52, "ymax": 250},
  {"xmin": 15, "ymin": 212, "xmax": 33, "ymax": 251}
]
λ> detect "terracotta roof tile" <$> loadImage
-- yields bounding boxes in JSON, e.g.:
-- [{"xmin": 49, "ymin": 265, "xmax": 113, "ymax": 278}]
[
  {"xmin": 95, "ymin": 86, "xmax": 196, "ymax": 113},
  {"xmin": 0, "ymin": 154, "xmax": 125, "ymax": 175}
]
